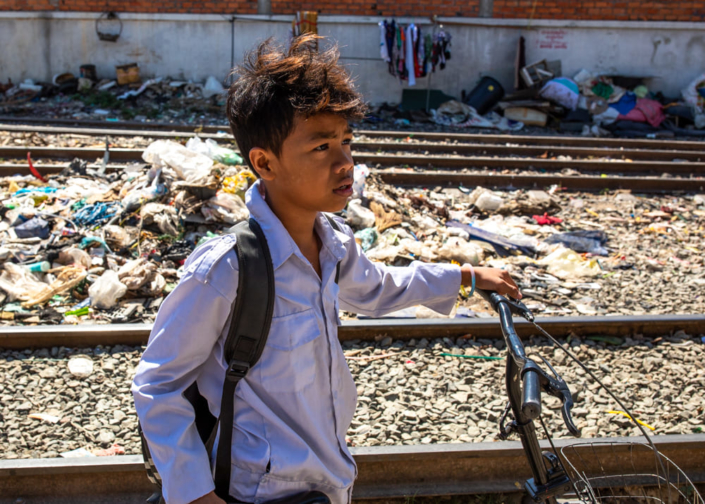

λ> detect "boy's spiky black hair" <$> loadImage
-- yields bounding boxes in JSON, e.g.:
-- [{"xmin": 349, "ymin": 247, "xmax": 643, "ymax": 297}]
[{"xmin": 226, "ymin": 34, "xmax": 367, "ymax": 171}]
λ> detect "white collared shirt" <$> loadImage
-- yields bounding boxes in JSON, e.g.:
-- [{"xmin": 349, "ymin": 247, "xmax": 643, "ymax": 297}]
[{"xmin": 132, "ymin": 180, "xmax": 461, "ymax": 504}]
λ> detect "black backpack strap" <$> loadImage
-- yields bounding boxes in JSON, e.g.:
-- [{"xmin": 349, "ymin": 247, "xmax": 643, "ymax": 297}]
[
  {"xmin": 214, "ymin": 217, "xmax": 275, "ymax": 500},
  {"xmin": 323, "ymin": 214, "xmax": 342, "ymax": 284}
]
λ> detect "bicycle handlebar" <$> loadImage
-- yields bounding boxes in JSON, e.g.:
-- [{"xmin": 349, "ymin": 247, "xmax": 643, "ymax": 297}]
[{"xmin": 477, "ymin": 288, "xmax": 579, "ymax": 434}]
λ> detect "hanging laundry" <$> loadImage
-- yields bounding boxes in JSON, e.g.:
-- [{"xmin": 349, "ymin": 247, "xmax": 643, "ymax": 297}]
[
  {"xmin": 379, "ymin": 20, "xmax": 452, "ymax": 84},
  {"xmin": 378, "ymin": 21, "xmax": 390, "ymax": 63}
]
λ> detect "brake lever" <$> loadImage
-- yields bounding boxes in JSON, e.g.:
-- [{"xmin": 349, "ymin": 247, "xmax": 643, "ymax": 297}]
[
  {"xmin": 476, "ymin": 289, "xmax": 535, "ymax": 322},
  {"xmin": 536, "ymin": 355, "xmax": 580, "ymax": 437}
]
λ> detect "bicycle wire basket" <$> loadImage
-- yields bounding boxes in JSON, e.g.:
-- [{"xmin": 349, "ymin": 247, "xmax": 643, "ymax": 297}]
[{"xmin": 559, "ymin": 441, "xmax": 704, "ymax": 504}]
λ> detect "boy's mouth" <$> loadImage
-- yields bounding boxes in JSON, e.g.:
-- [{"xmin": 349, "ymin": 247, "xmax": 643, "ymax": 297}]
[{"xmin": 333, "ymin": 182, "xmax": 353, "ymax": 197}]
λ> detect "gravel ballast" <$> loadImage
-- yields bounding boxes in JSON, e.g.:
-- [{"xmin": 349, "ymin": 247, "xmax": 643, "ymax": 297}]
[{"xmin": 1, "ymin": 332, "xmax": 703, "ymax": 460}]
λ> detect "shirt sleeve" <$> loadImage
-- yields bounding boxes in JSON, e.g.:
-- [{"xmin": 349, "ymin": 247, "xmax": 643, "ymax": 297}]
[
  {"xmin": 337, "ymin": 224, "xmax": 461, "ymax": 317},
  {"xmin": 131, "ymin": 237, "xmax": 239, "ymax": 504}
]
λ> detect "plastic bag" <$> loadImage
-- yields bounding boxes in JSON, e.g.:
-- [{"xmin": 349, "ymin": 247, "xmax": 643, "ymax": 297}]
[
  {"xmin": 118, "ymin": 259, "xmax": 157, "ymax": 290},
  {"xmin": 681, "ymin": 72, "xmax": 705, "ymax": 110},
  {"xmin": 346, "ymin": 199, "xmax": 376, "ymax": 229},
  {"xmin": 202, "ymin": 76, "xmax": 225, "ymax": 98},
  {"xmin": 437, "ymin": 237, "xmax": 484, "ymax": 265},
  {"xmin": 88, "ymin": 270, "xmax": 127, "ymax": 309},
  {"xmin": 141, "ymin": 203, "xmax": 180, "ymax": 236},
  {"xmin": 541, "ymin": 247, "xmax": 601, "ymax": 279},
  {"xmin": 142, "ymin": 140, "xmax": 213, "ymax": 183},
  {"xmin": 354, "ymin": 228, "xmax": 378, "ymax": 251},
  {"xmin": 539, "ymin": 77, "xmax": 580, "ymax": 110},
  {"xmin": 185, "ymin": 137, "xmax": 243, "ymax": 166},
  {"xmin": 544, "ymin": 230, "xmax": 609, "ymax": 256},
  {"xmin": 475, "ymin": 192, "xmax": 504, "ymax": 212},
  {"xmin": 58, "ymin": 247, "xmax": 92, "ymax": 268},
  {"xmin": 122, "ymin": 171, "xmax": 168, "ymax": 211},
  {"xmin": 0, "ymin": 263, "xmax": 48, "ymax": 301},
  {"xmin": 352, "ymin": 164, "xmax": 369, "ymax": 199},
  {"xmin": 203, "ymin": 192, "xmax": 249, "ymax": 224},
  {"xmin": 14, "ymin": 217, "xmax": 51, "ymax": 239},
  {"xmin": 222, "ymin": 171, "xmax": 257, "ymax": 197}
]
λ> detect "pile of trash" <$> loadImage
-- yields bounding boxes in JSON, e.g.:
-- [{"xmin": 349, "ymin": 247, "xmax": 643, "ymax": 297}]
[
  {"xmin": 345, "ymin": 165, "xmax": 705, "ymax": 317},
  {"xmin": 0, "ymin": 143, "xmax": 703, "ymax": 324},
  {"xmin": 364, "ymin": 67, "xmax": 705, "ymax": 139},
  {"xmin": 0, "ymin": 64, "xmax": 227, "ymax": 124},
  {"xmin": 0, "ymin": 137, "xmax": 248, "ymax": 325}
]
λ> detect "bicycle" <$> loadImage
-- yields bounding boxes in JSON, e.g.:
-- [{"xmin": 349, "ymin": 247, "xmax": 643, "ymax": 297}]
[{"xmin": 478, "ymin": 289, "xmax": 704, "ymax": 504}]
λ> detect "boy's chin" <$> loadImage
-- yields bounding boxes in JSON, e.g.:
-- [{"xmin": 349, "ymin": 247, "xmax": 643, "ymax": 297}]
[{"xmin": 319, "ymin": 197, "xmax": 350, "ymax": 214}]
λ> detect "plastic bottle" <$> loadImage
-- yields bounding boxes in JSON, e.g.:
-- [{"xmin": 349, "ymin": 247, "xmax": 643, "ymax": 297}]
[{"xmin": 25, "ymin": 261, "xmax": 50, "ymax": 273}]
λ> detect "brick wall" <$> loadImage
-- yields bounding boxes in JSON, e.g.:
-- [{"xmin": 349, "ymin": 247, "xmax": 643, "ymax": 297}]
[
  {"xmin": 492, "ymin": 0, "xmax": 705, "ymax": 21},
  {"xmin": 2, "ymin": 0, "xmax": 705, "ymax": 21}
]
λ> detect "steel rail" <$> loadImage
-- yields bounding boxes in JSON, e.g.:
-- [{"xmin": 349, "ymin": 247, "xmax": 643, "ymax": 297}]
[
  {"xmin": 0, "ymin": 314, "xmax": 703, "ymax": 349},
  {"xmin": 3, "ymin": 146, "xmax": 704, "ymax": 176},
  {"xmin": 0, "ymin": 435, "xmax": 702, "ymax": 503},
  {"xmin": 4, "ymin": 125, "xmax": 705, "ymax": 162},
  {"xmin": 355, "ymin": 141, "xmax": 705, "ymax": 162},
  {"xmin": 3, "ymin": 118, "xmax": 705, "ymax": 150},
  {"xmin": 374, "ymin": 169, "xmax": 703, "ymax": 192},
  {"xmin": 0, "ymin": 162, "xmax": 701, "ymax": 192}
]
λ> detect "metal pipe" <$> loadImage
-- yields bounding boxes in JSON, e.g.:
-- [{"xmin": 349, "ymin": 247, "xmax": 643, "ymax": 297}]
[{"xmin": 257, "ymin": 0, "xmax": 271, "ymax": 15}]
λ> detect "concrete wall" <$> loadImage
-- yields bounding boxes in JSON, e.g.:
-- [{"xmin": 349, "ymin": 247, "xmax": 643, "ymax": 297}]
[{"xmin": 2, "ymin": 12, "xmax": 705, "ymax": 104}]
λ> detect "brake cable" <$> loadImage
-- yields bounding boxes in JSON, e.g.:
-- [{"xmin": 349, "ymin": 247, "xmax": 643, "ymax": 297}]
[{"xmin": 527, "ymin": 317, "xmax": 669, "ymax": 481}]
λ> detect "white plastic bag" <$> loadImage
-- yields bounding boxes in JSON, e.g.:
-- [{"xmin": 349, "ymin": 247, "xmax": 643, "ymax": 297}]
[
  {"xmin": 437, "ymin": 237, "xmax": 484, "ymax": 265},
  {"xmin": 352, "ymin": 164, "xmax": 369, "ymax": 199},
  {"xmin": 88, "ymin": 271, "xmax": 127, "ymax": 309},
  {"xmin": 202, "ymin": 76, "xmax": 225, "ymax": 98},
  {"xmin": 681, "ymin": 72, "xmax": 705, "ymax": 109},
  {"xmin": 346, "ymin": 199, "xmax": 376, "ymax": 228},
  {"xmin": 142, "ymin": 140, "xmax": 213, "ymax": 183},
  {"xmin": 0, "ymin": 263, "xmax": 48, "ymax": 301}
]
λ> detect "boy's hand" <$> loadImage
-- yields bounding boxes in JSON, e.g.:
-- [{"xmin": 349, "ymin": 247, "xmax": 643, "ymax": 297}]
[
  {"xmin": 189, "ymin": 491, "xmax": 226, "ymax": 504},
  {"xmin": 461, "ymin": 266, "xmax": 522, "ymax": 300}
]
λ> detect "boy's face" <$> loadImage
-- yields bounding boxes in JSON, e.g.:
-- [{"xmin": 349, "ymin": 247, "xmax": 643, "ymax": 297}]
[{"xmin": 251, "ymin": 113, "xmax": 355, "ymax": 214}]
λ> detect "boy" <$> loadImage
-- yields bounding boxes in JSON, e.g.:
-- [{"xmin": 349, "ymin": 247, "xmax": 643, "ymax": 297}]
[{"xmin": 132, "ymin": 35, "xmax": 521, "ymax": 504}]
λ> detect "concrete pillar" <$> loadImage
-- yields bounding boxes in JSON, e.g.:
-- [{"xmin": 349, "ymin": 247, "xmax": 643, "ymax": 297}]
[
  {"xmin": 478, "ymin": 0, "xmax": 494, "ymax": 18},
  {"xmin": 258, "ymin": 0, "xmax": 272, "ymax": 15}
]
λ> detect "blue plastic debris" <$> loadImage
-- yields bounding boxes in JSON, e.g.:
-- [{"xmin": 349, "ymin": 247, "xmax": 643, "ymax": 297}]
[{"xmin": 73, "ymin": 202, "xmax": 121, "ymax": 227}]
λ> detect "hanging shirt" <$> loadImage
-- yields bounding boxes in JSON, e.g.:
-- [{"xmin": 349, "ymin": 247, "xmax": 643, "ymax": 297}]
[
  {"xmin": 379, "ymin": 21, "xmax": 390, "ymax": 62},
  {"xmin": 405, "ymin": 24, "xmax": 416, "ymax": 86},
  {"xmin": 132, "ymin": 180, "xmax": 462, "ymax": 504}
]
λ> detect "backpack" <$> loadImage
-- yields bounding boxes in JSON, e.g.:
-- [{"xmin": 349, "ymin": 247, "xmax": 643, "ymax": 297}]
[{"xmin": 140, "ymin": 216, "xmax": 340, "ymax": 504}]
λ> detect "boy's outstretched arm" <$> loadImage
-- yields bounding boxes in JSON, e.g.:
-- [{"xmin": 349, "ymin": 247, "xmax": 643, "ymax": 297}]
[{"xmin": 335, "ymin": 223, "xmax": 520, "ymax": 317}]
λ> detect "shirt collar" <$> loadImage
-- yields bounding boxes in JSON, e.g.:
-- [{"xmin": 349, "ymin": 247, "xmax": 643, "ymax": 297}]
[{"xmin": 245, "ymin": 179, "xmax": 350, "ymax": 270}]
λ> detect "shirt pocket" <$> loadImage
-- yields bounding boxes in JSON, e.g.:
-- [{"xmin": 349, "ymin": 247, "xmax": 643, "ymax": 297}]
[{"xmin": 259, "ymin": 309, "xmax": 321, "ymax": 393}]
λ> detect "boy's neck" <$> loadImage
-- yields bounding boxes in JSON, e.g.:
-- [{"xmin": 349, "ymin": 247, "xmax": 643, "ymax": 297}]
[{"xmin": 261, "ymin": 183, "xmax": 319, "ymax": 253}]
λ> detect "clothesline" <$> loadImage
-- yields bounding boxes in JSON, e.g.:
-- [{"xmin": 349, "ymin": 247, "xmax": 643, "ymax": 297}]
[{"xmin": 379, "ymin": 20, "xmax": 452, "ymax": 86}]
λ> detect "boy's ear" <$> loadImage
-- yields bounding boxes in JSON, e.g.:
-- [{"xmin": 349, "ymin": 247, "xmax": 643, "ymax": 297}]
[{"xmin": 249, "ymin": 147, "xmax": 275, "ymax": 181}]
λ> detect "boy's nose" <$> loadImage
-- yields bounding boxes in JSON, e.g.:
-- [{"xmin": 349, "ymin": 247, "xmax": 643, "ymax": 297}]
[{"xmin": 332, "ymin": 146, "xmax": 354, "ymax": 172}]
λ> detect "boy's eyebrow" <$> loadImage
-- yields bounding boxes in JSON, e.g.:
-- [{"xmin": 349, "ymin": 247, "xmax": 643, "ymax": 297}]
[{"xmin": 308, "ymin": 126, "xmax": 354, "ymax": 142}]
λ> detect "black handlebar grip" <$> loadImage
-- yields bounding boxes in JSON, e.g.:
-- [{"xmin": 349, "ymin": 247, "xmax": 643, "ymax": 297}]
[{"xmin": 521, "ymin": 370, "xmax": 542, "ymax": 419}]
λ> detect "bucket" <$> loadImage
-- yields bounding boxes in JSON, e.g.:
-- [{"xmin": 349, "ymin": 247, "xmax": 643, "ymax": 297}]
[
  {"xmin": 463, "ymin": 76, "xmax": 505, "ymax": 115},
  {"xmin": 504, "ymin": 107, "xmax": 547, "ymax": 127},
  {"xmin": 116, "ymin": 63, "xmax": 140, "ymax": 85}
]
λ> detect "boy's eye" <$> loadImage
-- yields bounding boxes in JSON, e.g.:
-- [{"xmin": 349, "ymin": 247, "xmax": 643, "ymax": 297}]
[
  {"xmin": 314, "ymin": 143, "xmax": 329, "ymax": 152},
  {"xmin": 343, "ymin": 138, "xmax": 352, "ymax": 146}
]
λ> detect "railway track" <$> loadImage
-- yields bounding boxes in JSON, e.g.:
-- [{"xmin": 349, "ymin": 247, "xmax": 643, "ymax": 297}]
[
  {"xmin": 1, "ymin": 435, "xmax": 703, "ymax": 503},
  {"xmin": 1, "ymin": 314, "xmax": 703, "ymax": 349},
  {"xmin": 1, "ymin": 143, "xmax": 704, "ymax": 192},
  {"xmin": 3, "ymin": 116, "xmax": 705, "ymax": 151}
]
